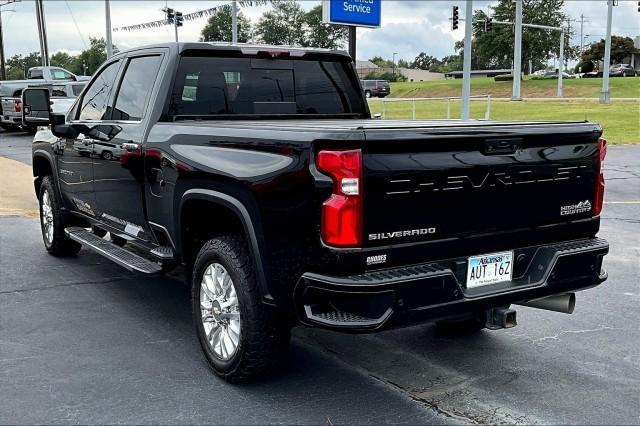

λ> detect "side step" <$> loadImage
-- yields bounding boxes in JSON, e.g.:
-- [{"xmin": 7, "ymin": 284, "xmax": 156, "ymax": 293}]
[{"xmin": 65, "ymin": 227, "xmax": 162, "ymax": 274}]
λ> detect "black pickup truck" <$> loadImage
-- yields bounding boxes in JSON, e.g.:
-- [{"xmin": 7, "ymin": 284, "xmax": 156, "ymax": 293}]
[{"xmin": 24, "ymin": 43, "xmax": 609, "ymax": 383}]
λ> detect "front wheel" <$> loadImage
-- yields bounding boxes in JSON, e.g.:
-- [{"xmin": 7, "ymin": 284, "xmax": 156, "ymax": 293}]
[
  {"xmin": 39, "ymin": 176, "xmax": 81, "ymax": 256},
  {"xmin": 192, "ymin": 236, "xmax": 290, "ymax": 383}
]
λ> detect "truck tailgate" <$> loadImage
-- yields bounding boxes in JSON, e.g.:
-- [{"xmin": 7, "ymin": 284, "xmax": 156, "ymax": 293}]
[{"xmin": 361, "ymin": 121, "xmax": 603, "ymax": 250}]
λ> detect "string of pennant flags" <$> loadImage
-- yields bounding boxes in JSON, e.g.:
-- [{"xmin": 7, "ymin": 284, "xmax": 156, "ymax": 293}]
[{"xmin": 112, "ymin": 6, "xmax": 219, "ymax": 32}]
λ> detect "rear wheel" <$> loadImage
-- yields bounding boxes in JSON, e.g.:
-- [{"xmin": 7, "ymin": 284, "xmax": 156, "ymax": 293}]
[
  {"xmin": 39, "ymin": 176, "xmax": 81, "ymax": 256},
  {"xmin": 192, "ymin": 236, "xmax": 290, "ymax": 383},
  {"xmin": 364, "ymin": 90, "xmax": 371, "ymax": 98}
]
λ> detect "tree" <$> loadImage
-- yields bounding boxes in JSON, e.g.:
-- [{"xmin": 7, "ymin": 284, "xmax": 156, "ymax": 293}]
[
  {"xmin": 5, "ymin": 52, "xmax": 41, "ymax": 80},
  {"xmin": 369, "ymin": 56, "xmax": 392, "ymax": 67},
  {"xmin": 397, "ymin": 59, "xmax": 411, "ymax": 69},
  {"xmin": 431, "ymin": 55, "xmax": 462, "ymax": 73},
  {"xmin": 254, "ymin": 1, "xmax": 306, "ymax": 46},
  {"xmin": 470, "ymin": 0, "xmax": 572, "ymax": 72},
  {"xmin": 50, "ymin": 51, "xmax": 78, "ymax": 72},
  {"xmin": 580, "ymin": 36, "xmax": 636, "ymax": 69},
  {"xmin": 411, "ymin": 53, "xmax": 440, "ymax": 71},
  {"xmin": 200, "ymin": 4, "xmax": 251, "ymax": 43},
  {"xmin": 300, "ymin": 5, "xmax": 348, "ymax": 49},
  {"xmin": 75, "ymin": 37, "xmax": 116, "ymax": 75}
]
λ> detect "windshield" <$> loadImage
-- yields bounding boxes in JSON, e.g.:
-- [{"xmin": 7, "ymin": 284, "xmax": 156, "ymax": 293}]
[{"xmin": 167, "ymin": 55, "xmax": 367, "ymax": 119}]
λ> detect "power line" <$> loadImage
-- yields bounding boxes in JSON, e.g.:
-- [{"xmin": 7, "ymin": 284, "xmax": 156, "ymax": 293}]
[{"xmin": 64, "ymin": 0, "xmax": 87, "ymax": 50}]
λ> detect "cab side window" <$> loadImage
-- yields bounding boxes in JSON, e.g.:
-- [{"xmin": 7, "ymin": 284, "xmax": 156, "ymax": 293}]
[
  {"xmin": 111, "ymin": 56, "xmax": 162, "ymax": 121},
  {"xmin": 78, "ymin": 60, "xmax": 120, "ymax": 121}
]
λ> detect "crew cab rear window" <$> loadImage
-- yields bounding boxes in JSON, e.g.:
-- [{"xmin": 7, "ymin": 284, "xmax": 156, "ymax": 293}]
[
  {"xmin": 168, "ymin": 55, "xmax": 366, "ymax": 117},
  {"xmin": 51, "ymin": 69, "xmax": 74, "ymax": 80}
]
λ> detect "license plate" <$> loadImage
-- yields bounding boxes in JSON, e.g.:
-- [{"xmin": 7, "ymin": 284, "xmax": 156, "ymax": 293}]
[{"xmin": 466, "ymin": 251, "xmax": 513, "ymax": 288}]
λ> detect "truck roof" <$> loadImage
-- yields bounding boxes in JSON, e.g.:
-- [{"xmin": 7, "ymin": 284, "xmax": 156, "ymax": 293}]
[{"xmin": 114, "ymin": 42, "xmax": 351, "ymax": 59}]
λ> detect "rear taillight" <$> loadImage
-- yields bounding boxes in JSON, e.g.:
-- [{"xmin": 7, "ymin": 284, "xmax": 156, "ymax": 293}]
[
  {"xmin": 14, "ymin": 99, "xmax": 21, "ymax": 113},
  {"xmin": 316, "ymin": 149, "xmax": 362, "ymax": 248},
  {"xmin": 594, "ymin": 138, "xmax": 607, "ymax": 216}
]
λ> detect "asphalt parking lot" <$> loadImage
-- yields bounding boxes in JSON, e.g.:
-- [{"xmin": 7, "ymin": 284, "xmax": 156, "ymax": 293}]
[{"xmin": 1, "ymin": 129, "xmax": 639, "ymax": 424}]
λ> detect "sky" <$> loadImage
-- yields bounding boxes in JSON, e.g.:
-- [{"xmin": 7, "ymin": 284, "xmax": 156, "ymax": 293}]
[{"xmin": 0, "ymin": 0, "xmax": 638, "ymax": 65}]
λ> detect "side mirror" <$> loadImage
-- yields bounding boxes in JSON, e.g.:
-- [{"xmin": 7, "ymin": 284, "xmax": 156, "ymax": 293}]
[{"xmin": 22, "ymin": 88, "xmax": 51, "ymax": 126}]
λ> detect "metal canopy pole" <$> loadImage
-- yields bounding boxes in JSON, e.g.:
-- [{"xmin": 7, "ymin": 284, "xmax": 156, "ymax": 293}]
[
  {"xmin": 461, "ymin": 0, "xmax": 473, "ymax": 120},
  {"xmin": 512, "ymin": 0, "xmax": 523, "ymax": 100},
  {"xmin": 232, "ymin": 0, "xmax": 238, "ymax": 44},
  {"xmin": 105, "ymin": 0, "xmax": 113, "ymax": 58},
  {"xmin": 600, "ymin": 0, "xmax": 613, "ymax": 104}
]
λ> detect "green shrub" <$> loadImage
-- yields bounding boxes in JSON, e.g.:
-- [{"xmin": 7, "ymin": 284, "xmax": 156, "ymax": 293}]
[
  {"xmin": 494, "ymin": 74, "xmax": 514, "ymax": 82},
  {"xmin": 364, "ymin": 71, "xmax": 407, "ymax": 82}
]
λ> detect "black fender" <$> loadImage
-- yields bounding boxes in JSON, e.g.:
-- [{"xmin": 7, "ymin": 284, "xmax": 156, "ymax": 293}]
[
  {"xmin": 179, "ymin": 188, "xmax": 275, "ymax": 305},
  {"xmin": 32, "ymin": 149, "xmax": 63, "ymax": 201}
]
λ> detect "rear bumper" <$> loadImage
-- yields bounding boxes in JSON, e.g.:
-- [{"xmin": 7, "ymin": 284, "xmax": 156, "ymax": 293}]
[
  {"xmin": 295, "ymin": 238, "xmax": 609, "ymax": 332},
  {"xmin": 1, "ymin": 114, "xmax": 21, "ymax": 125}
]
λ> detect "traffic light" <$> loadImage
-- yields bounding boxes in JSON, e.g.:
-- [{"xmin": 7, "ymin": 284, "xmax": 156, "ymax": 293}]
[
  {"xmin": 165, "ymin": 7, "xmax": 175, "ymax": 24},
  {"xmin": 175, "ymin": 11, "xmax": 184, "ymax": 27},
  {"xmin": 452, "ymin": 6, "xmax": 459, "ymax": 30},
  {"xmin": 485, "ymin": 17, "xmax": 493, "ymax": 31},
  {"xmin": 637, "ymin": 1, "xmax": 639, "ymax": 12}
]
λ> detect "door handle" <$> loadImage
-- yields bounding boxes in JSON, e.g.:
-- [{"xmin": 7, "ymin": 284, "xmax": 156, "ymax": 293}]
[{"xmin": 122, "ymin": 142, "xmax": 140, "ymax": 151}]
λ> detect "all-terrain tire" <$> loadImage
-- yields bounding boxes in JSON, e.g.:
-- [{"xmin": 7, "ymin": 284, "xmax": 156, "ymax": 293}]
[
  {"xmin": 192, "ymin": 236, "xmax": 290, "ymax": 383},
  {"xmin": 38, "ymin": 176, "xmax": 82, "ymax": 256}
]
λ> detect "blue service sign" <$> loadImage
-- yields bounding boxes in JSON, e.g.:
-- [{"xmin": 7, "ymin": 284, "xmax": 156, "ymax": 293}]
[{"xmin": 323, "ymin": 0, "xmax": 381, "ymax": 28}]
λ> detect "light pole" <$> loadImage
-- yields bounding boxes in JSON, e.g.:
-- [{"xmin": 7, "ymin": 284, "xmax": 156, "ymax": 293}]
[
  {"xmin": 461, "ymin": 0, "xmax": 473, "ymax": 120},
  {"xmin": 392, "ymin": 52, "xmax": 397, "ymax": 76},
  {"xmin": 512, "ymin": 0, "xmax": 523, "ymax": 100},
  {"xmin": 600, "ymin": 0, "xmax": 613, "ymax": 104},
  {"xmin": 232, "ymin": 0, "xmax": 238, "ymax": 44},
  {"xmin": 105, "ymin": 0, "xmax": 113, "ymax": 58}
]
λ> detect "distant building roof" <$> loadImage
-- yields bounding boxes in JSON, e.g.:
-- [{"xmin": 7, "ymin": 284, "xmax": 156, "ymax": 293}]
[{"xmin": 356, "ymin": 60, "xmax": 379, "ymax": 69}]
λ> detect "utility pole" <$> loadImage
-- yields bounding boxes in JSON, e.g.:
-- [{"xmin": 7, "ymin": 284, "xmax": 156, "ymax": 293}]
[
  {"xmin": 105, "ymin": 0, "xmax": 113, "ymax": 58},
  {"xmin": 0, "ymin": 1, "xmax": 19, "ymax": 78},
  {"xmin": 0, "ymin": 5, "xmax": 5, "ymax": 80},
  {"xmin": 232, "ymin": 0, "xmax": 238, "ymax": 44},
  {"xmin": 600, "ymin": 0, "xmax": 613, "ymax": 104},
  {"xmin": 35, "ymin": 0, "xmax": 49, "ymax": 67},
  {"xmin": 512, "ymin": 0, "xmax": 523, "ymax": 101},
  {"xmin": 461, "ymin": 0, "xmax": 473, "ymax": 120}
]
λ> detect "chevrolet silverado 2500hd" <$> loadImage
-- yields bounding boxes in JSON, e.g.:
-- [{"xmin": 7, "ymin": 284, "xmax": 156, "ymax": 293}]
[{"xmin": 24, "ymin": 43, "xmax": 609, "ymax": 383}]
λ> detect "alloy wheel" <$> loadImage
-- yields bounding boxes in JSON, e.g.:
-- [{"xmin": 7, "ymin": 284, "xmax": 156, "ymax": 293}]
[
  {"xmin": 200, "ymin": 262, "xmax": 241, "ymax": 361},
  {"xmin": 41, "ymin": 189, "xmax": 54, "ymax": 245}
]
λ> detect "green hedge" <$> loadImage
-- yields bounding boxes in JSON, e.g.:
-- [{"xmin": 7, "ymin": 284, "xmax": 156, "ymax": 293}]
[
  {"xmin": 363, "ymin": 72, "xmax": 407, "ymax": 82},
  {"xmin": 494, "ymin": 74, "xmax": 514, "ymax": 82}
]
